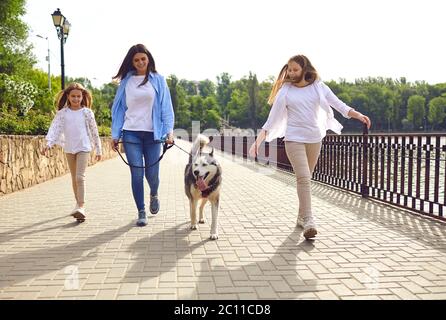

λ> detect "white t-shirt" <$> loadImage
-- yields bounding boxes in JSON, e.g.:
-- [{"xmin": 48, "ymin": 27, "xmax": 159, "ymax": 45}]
[
  {"xmin": 284, "ymin": 84, "xmax": 323, "ymax": 143},
  {"xmin": 262, "ymin": 82, "xmax": 352, "ymax": 143},
  {"xmin": 63, "ymin": 108, "xmax": 92, "ymax": 153},
  {"xmin": 123, "ymin": 75, "xmax": 155, "ymax": 132}
]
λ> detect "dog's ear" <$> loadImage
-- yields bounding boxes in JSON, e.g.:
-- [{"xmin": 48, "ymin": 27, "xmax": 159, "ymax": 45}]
[{"xmin": 210, "ymin": 147, "xmax": 214, "ymax": 157}]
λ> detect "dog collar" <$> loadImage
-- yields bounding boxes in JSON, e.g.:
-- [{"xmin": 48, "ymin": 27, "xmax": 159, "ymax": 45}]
[
  {"xmin": 196, "ymin": 180, "xmax": 217, "ymax": 198},
  {"xmin": 201, "ymin": 187, "xmax": 212, "ymax": 198}
]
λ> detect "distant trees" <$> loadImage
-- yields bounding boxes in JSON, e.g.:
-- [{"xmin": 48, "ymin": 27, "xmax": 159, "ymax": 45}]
[
  {"xmin": 1, "ymin": 0, "xmax": 446, "ymax": 135},
  {"xmin": 324, "ymin": 77, "xmax": 446, "ymax": 132},
  {"xmin": 428, "ymin": 96, "xmax": 446, "ymax": 130}
]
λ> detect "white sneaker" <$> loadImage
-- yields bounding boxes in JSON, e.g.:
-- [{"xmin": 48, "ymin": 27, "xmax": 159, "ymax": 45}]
[
  {"xmin": 71, "ymin": 206, "xmax": 86, "ymax": 221},
  {"xmin": 71, "ymin": 204, "xmax": 80, "ymax": 215},
  {"xmin": 302, "ymin": 217, "xmax": 317, "ymax": 239}
]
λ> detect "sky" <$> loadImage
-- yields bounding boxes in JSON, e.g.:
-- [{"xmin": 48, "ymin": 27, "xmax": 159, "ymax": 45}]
[{"xmin": 24, "ymin": 0, "xmax": 446, "ymax": 88}]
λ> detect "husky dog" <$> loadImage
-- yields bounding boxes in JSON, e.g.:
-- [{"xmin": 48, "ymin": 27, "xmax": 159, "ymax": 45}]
[{"xmin": 184, "ymin": 134, "xmax": 222, "ymax": 240}]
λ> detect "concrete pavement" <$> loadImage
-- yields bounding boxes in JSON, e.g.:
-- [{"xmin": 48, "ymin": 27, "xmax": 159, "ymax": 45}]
[{"xmin": 0, "ymin": 139, "xmax": 445, "ymax": 300}]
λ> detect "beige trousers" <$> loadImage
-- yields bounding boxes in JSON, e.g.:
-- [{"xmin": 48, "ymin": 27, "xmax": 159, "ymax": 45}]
[
  {"xmin": 285, "ymin": 141, "xmax": 322, "ymax": 219},
  {"xmin": 65, "ymin": 152, "xmax": 89, "ymax": 206}
]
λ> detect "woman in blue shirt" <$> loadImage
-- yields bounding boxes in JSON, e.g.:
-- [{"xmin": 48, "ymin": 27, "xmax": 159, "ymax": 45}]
[{"xmin": 111, "ymin": 43, "xmax": 175, "ymax": 227}]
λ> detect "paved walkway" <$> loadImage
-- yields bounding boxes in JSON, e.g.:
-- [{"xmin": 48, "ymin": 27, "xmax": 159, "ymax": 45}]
[{"xmin": 0, "ymin": 139, "xmax": 445, "ymax": 300}]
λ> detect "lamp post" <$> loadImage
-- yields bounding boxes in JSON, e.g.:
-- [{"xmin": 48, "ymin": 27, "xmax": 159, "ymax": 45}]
[
  {"xmin": 36, "ymin": 34, "xmax": 51, "ymax": 91},
  {"xmin": 51, "ymin": 8, "xmax": 71, "ymax": 89}
]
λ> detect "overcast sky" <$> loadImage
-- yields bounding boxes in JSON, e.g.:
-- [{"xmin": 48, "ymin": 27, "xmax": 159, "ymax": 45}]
[{"xmin": 24, "ymin": 0, "xmax": 446, "ymax": 87}]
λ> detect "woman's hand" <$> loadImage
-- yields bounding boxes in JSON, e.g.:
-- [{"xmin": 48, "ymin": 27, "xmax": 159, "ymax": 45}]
[
  {"xmin": 95, "ymin": 155, "xmax": 102, "ymax": 161},
  {"xmin": 348, "ymin": 109, "xmax": 372, "ymax": 129},
  {"xmin": 357, "ymin": 114, "xmax": 372, "ymax": 129},
  {"xmin": 249, "ymin": 142, "xmax": 260, "ymax": 158},
  {"xmin": 112, "ymin": 139, "xmax": 119, "ymax": 151},
  {"xmin": 249, "ymin": 130, "xmax": 266, "ymax": 157},
  {"xmin": 166, "ymin": 133, "xmax": 174, "ymax": 145}
]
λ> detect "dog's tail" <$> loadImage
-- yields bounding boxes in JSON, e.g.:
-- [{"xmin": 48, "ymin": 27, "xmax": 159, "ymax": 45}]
[{"xmin": 191, "ymin": 134, "xmax": 210, "ymax": 158}]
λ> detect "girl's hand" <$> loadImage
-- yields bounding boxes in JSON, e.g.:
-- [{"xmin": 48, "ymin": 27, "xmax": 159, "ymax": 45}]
[
  {"xmin": 95, "ymin": 155, "xmax": 102, "ymax": 161},
  {"xmin": 112, "ymin": 139, "xmax": 119, "ymax": 151},
  {"xmin": 249, "ymin": 142, "xmax": 260, "ymax": 157},
  {"xmin": 41, "ymin": 146, "xmax": 50, "ymax": 156},
  {"xmin": 357, "ymin": 114, "xmax": 372, "ymax": 129}
]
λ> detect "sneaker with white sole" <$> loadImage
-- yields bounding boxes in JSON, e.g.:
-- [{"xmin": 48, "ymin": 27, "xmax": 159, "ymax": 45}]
[
  {"xmin": 136, "ymin": 209, "xmax": 147, "ymax": 227},
  {"xmin": 149, "ymin": 195, "xmax": 159, "ymax": 215},
  {"xmin": 71, "ymin": 204, "xmax": 80, "ymax": 215},
  {"xmin": 71, "ymin": 207, "xmax": 86, "ymax": 222},
  {"xmin": 302, "ymin": 216, "xmax": 317, "ymax": 239}
]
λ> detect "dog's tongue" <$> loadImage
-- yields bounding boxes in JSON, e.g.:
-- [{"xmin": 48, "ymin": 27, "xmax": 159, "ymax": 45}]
[{"xmin": 197, "ymin": 177, "xmax": 208, "ymax": 191}]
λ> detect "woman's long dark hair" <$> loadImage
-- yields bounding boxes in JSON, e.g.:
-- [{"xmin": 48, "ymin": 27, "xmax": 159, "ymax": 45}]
[{"xmin": 113, "ymin": 44, "xmax": 157, "ymax": 86}]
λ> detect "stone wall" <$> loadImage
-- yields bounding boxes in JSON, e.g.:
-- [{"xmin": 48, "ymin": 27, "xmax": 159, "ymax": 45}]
[{"xmin": 0, "ymin": 135, "xmax": 117, "ymax": 196}]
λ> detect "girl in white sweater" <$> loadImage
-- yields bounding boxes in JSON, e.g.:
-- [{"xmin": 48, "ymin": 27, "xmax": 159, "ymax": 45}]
[
  {"xmin": 249, "ymin": 55, "xmax": 371, "ymax": 239},
  {"xmin": 42, "ymin": 83, "xmax": 102, "ymax": 222}
]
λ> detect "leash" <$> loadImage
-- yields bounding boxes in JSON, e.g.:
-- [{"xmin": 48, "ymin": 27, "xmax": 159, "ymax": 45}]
[
  {"xmin": 115, "ymin": 139, "xmax": 193, "ymax": 169},
  {"xmin": 171, "ymin": 142, "xmax": 192, "ymax": 156},
  {"xmin": 116, "ymin": 140, "xmax": 174, "ymax": 169}
]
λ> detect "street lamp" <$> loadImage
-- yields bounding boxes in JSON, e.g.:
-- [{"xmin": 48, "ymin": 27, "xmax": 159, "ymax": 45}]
[
  {"xmin": 51, "ymin": 8, "xmax": 71, "ymax": 89},
  {"xmin": 36, "ymin": 34, "xmax": 51, "ymax": 91}
]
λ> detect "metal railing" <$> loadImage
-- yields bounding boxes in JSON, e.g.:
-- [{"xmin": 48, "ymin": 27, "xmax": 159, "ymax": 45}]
[{"xmin": 208, "ymin": 126, "xmax": 446, "ymax": 221}]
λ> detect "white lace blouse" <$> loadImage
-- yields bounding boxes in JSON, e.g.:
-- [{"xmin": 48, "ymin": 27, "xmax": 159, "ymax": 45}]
[{"xmin": 45, "ymin": 107, "xmax": 102, "ymax": 155}]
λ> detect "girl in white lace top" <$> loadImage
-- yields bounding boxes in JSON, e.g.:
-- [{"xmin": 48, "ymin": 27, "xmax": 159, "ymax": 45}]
[
  {"xmin": 249, "ymin": 55, "xmax": 371, "ymax": 240},
  {"xmin": 42, "ymin": 83, "xmax": 102, "ymax": 222}
]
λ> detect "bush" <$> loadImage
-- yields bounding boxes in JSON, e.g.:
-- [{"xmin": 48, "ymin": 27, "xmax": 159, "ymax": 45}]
[
  {"xmin": 0, "ymin": 108, "xmax": 52, "ymax": 135},
  {"xmin": 28, "ymin": 113, "xmax": 52, "ymax": 135},
  {"xmin": 0, "ymin": 107, "xmax": 111, "ymax": 136},
  {"xmin": 0, "ymin": 74, "xmax": 38, "ymax": 115},
  {"xmin": 98, "ymin": 125, "xmax": 111, "ymax": 137},
  {"xmin": 0, "ymin": 115, "xmax": 20, "ymax": 134}
]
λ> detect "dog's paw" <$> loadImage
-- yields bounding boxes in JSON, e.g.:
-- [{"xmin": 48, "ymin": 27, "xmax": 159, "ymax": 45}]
[
  {"xmin": 209, "ymin": 233, "xmax": 218, "ymax": 240},
  {"xmin": 190, "ymin": 224, "xmax": 198, "ymax": 230},
  {"xmin": 199, "ymin": 219, "xmax": 205, "ymax": 224}
]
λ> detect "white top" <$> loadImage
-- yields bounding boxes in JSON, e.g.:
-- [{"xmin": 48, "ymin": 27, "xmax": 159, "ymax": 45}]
[
  {"xmin": 63, "ymin": 108, "xmax": 92, "ymax": 153},
  {"xmin": 262, "ymin": 81, "xmax": 353, "ymax": 143},
  {"xmin": 123, "ymin": 75, "xmax": 155, "ymax": 132},
  {"xmin": 45, "ymin": 107, "xmax": 102, "ymax": 155}
]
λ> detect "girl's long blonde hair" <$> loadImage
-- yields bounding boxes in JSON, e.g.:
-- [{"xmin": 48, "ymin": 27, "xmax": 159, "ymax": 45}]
[
  {"xmin": 267, "ymin": 54, "xmax": 319, "ymax": 105},
  {"xmin": 54, "ymin": 82, "xmax": 93, "ymax": 110}
]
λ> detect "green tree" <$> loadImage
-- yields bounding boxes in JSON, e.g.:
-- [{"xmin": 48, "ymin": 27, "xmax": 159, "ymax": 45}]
[
  {"xmin": 428, "ymin": 96, "xmax": 446, "ymax": 130},
  {"xmin": 246, "ymin": 72, "xmax": 260, "ymax": 129},
  {"xmin": 198, "ymin": 79, "xmax": 215, "ymax": 98},
  {"xmin": 166, "ymin": 74, "xmax": 179, "ymax": 114},
  {"xmin": 202, "ymin": 96, "xmax": 220, "ymax": 129},
  {"xmin": 216, "ymin": 72, "xmax": 232, "ymax": 123},
  {"xmin": 0, "ymin": 0, "xmax": 35, "ymax": 76},
  {"xmin": 226, "ymin": 86, "xmax": 249, "ymax": 128},
  {"xmin": 257, "ymin": 77, "xmax": 274, "ymax": 125},
  {"xmin": 407, "ymin": 95, "xmax": 426, "ymax": 129},
  {"xmin": 179, "ymin": 79, "xmax": 198, "ymax": 96}
]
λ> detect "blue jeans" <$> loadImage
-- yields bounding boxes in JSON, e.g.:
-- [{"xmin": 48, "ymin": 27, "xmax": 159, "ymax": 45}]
[{"xmin": 122, "ymin": 130, "xmax": 161, "ymax": 211}]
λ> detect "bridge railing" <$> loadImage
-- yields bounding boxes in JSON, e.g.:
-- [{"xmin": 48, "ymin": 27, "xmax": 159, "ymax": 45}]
[{"xmin": 208, "ymin": 126, "xmax": 446, "ymax": 221}]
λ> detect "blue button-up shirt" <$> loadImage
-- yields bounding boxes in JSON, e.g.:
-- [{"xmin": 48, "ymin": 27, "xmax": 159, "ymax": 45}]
[{"xmin": 111, "ymin": 71, "xmax": 175, "ymax": 141}]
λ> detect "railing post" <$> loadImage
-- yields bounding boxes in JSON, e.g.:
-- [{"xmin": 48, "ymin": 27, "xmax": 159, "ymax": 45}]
[
  {"xmin": 361, "ymin": 123, "xmax": 369, "ymax": 198},
  {"xmin": 254, "ymin": 135, "xmax": 258, "ymax": 163},
  {"xmin": 232, "ymin": 136, "xmax": 235, "ymax": 156}
]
